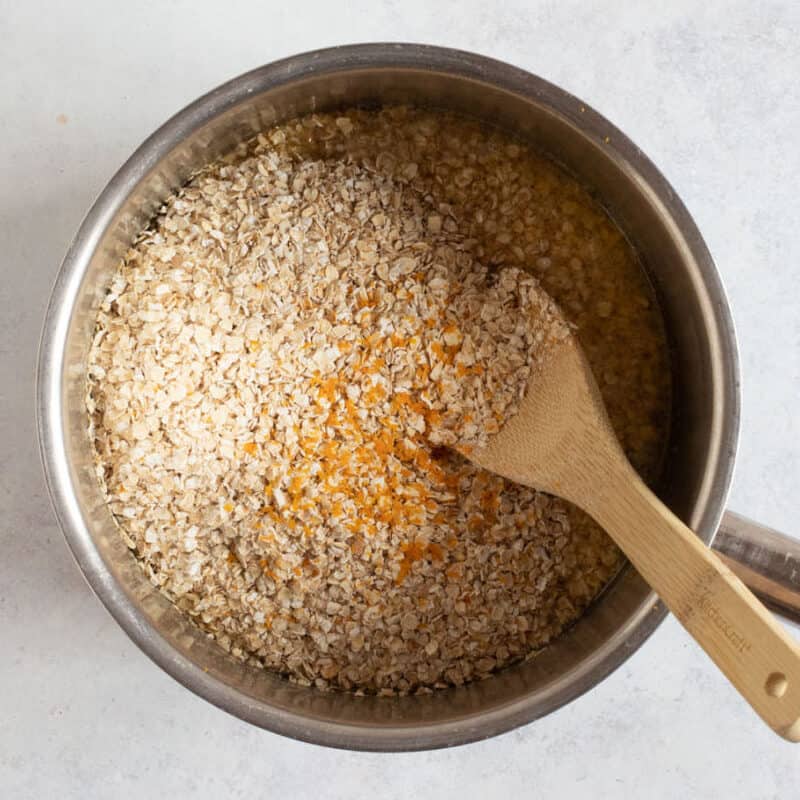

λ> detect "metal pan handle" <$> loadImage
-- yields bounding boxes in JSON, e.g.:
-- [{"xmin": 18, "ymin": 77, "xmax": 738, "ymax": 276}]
[{"xmin": 713, "ymin": 511, "xmax": 800, "ymax": 626}]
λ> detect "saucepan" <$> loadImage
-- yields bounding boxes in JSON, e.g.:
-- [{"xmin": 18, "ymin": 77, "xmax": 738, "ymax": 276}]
[{"xmin": 36, "ymin": 43, "xmax": 800, "ymax": 750}]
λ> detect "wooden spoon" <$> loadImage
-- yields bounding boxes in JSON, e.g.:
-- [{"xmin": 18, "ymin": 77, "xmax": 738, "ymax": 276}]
[{"xmin": 465, "ymin": 333, "xmax": 800, "ymax": 741}]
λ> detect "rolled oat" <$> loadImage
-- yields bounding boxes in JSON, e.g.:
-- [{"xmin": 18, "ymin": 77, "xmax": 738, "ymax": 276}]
[{"xmin": 87, "ymin": 107, "xmax": 669, "ymax": 694}]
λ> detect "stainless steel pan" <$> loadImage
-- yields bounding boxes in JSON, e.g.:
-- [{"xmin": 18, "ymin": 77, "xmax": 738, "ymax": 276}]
[{"xmin": 37, "ymin": 43, "xmax": 800, "ymax": 750}]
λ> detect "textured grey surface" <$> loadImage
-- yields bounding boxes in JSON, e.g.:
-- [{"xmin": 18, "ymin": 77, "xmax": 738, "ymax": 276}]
[{"xmin": 2, "ymin": 1, "xmax": 800, "ymax": 797}]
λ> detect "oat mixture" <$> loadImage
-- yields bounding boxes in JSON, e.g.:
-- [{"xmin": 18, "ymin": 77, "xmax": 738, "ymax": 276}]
[{"xmin": 87, "ymin": 108, "xmax": 670, "ymax": 694}]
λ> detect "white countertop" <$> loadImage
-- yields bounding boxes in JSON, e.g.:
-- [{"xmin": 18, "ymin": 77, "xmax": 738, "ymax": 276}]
[{"xmin": 2, "ymin": 1, "xmax": 799, "ymax": 796}]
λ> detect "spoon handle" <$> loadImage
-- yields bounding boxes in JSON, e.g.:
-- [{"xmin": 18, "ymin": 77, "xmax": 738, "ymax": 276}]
[{"xmin": 587, "ymin": 461, "xmax": 800, "ymax": 741}]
